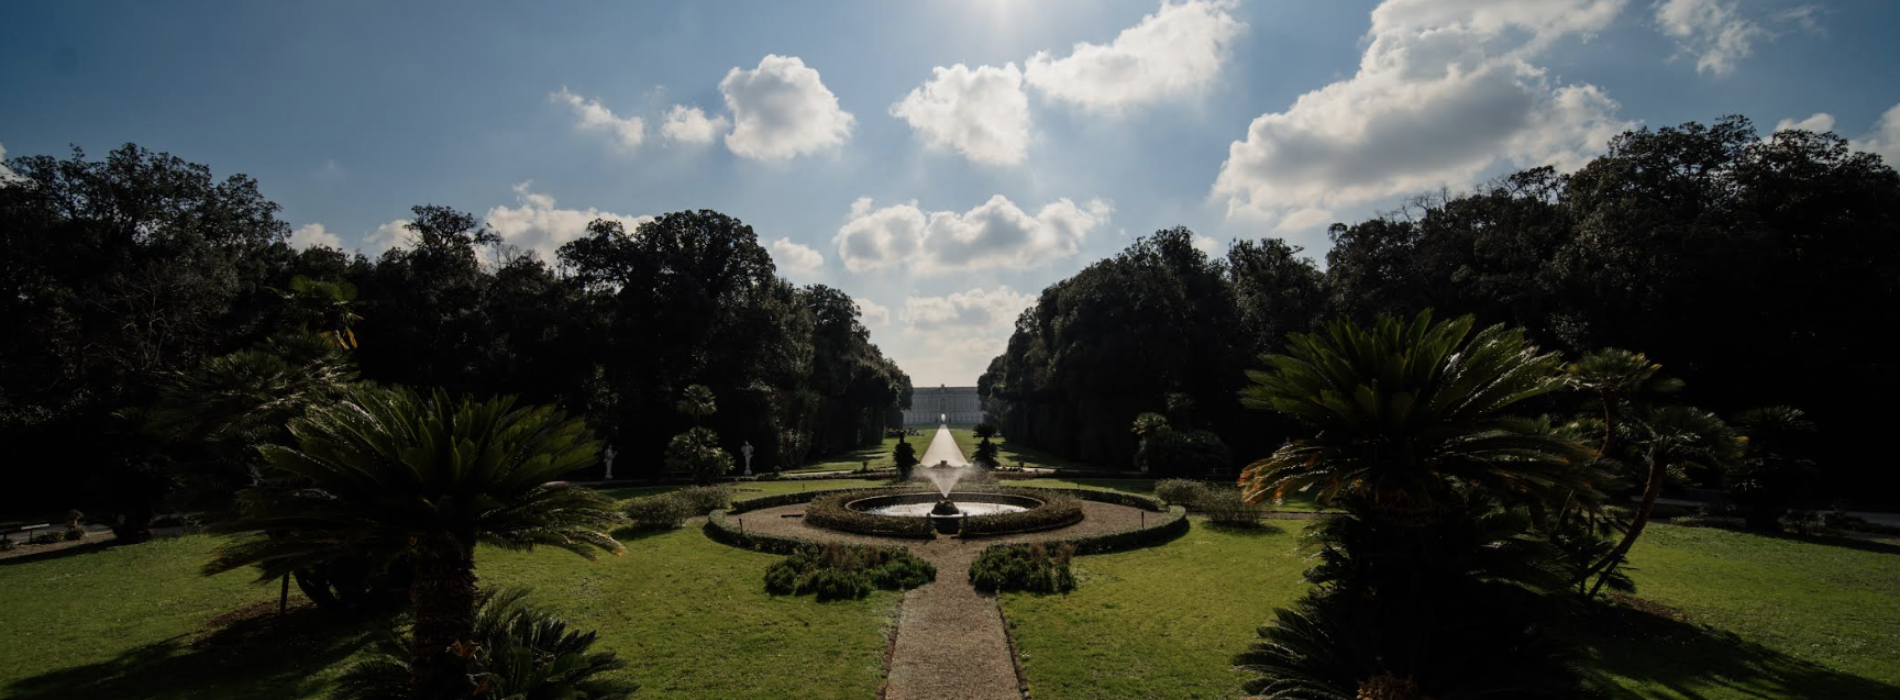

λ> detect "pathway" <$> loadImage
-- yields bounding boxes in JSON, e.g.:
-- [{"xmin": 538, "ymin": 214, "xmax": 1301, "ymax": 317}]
[{"xmin": 884, "ymin": 542, "xmax": 1021, "ymax": 700}]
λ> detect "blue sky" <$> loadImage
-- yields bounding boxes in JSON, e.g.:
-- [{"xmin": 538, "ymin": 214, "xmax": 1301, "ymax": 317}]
[{"xmin": 4, "ymin": 0, "xmax": 1898, "ymax": 385}]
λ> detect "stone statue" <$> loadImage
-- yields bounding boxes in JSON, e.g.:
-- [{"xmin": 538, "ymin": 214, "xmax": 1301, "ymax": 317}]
[
  {"xmin": 741, "ymin": 441, "xmax": 755, "ymax": 476},
  {"xmin": 603, "ymin": 445, "xmax": 616, "ymax": 480}
]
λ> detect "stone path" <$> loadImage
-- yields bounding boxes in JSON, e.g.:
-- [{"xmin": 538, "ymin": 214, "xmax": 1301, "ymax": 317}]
[{"xmin": 724, "ymin": 500, "xmax": 1158, "ymax": 700}]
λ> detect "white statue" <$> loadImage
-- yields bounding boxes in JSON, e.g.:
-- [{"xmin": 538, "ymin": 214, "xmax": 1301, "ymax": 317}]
[
  {"xmin": 741, "ymin": 441, "xmax": 755, "ymax": 476},
  {"xmin": 603, "ymin": 445, "xmax": 616, "ymax": 480}
]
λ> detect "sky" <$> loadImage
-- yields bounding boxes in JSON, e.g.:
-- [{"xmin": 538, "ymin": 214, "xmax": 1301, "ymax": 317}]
[{"xmin": 4, "ymin": 0, "xmax": 1899, "ymax": 387}]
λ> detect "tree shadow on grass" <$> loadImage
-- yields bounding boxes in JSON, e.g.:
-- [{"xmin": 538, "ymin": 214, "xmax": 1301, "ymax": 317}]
[
  {"xmin": 1200, "ymin": 521, "xmax": 1285, "ymax": 538},
  {"xmin": 1572, "ymin": 598, "xmax": 1900, "ymax": 700},
  {"xmin": 3, "ymin": 602, "xmax": 375, "ymax": 700}
]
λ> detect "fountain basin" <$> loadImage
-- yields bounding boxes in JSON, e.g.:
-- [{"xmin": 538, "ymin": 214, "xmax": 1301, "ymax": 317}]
[{"xmin": 845, "ymin": 493, "xmax": 1045, "ymax": 535}]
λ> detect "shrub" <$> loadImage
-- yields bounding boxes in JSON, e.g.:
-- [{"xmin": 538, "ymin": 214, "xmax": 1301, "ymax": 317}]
[
  {"xmin": 1200, "ymin": 488, "xmax": 1264, "ymax": 527},
  {"xmin": 960, "ymin": 493, "xmax": 1084, "ymax": 536},
  {"xmin": 1138, "ymin": 428, "xmax": 1232, "ymax": 477},
  {"xmin": 1154, "ymin": 479, "xmax": 1212, "ymax": 507},
  {"xmin": 893, "ymin": 439, "xmax": 919, "ymax": 480},
  {"xmin": 1822, "ymin": 510, "xmax": 1900, "ymax": 536},
  {"xmin": 625, "ymin": 494, "xmax": 689, "ymax": 530},
  {"xmin": 969, "ymin": 543, "xmax": 1076, "ymax": 593},
  {"xmin": 764, "ymin": 543, "xmax": 935, "ymax": 601},
  {"xmin": 64, "ymin": 528, "xmax": 85, "ymax": 541},
  {"xmin": 673, "ymin": 485, "xmax": 734, "ymax": 514},
  {"xmin": 0, "ymin": 537, "xmax": 15, "ymax": 552},
  {"xmin": 804, "ymin": 490, "xmax": 934, "ymax": 538},
  {"xmin": 28, "ymin": 531, "xmax": 62, "ymax": 545},
  {"xmin": 337, "ymin": 588, "xmax": 633, "ymax": 700},
  {"xmin": 666, "ymin": 427, "xmax": 733, "ymax": 484}
]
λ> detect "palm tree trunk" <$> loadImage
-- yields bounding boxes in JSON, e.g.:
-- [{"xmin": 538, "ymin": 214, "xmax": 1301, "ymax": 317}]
[
  {"xmin": 1581, "ymin": 445, "xmax": 1662, "ymax": 599},
  {"xmin": 410, "ymin": 538, "xmax": 479, "ymax": 700}
]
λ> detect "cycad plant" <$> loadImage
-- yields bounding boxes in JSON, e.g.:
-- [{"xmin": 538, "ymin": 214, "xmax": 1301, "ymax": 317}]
[
  {"xmin": 1577, "ymin": 404, "xmax": 1741, "ymax": 598},
  {"xmin": 1238, "ymin": 311, "xmax": 1590, "ymax": 522},
  {"xmin": 205, "ymin": 386, "xmax": 625, "ymax": 700},
  {"xmin": 338, "ymin": 588, "xmax": 634, "ymax": 700},
  {"xmin": 1235, "ymin": 311, "xmax": 1595, "ymax": 698}
]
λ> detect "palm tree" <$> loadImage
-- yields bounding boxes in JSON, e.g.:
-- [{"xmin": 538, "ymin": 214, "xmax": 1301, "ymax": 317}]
[
  {"xmin": 1729, "ymin": 406, "xmax": 1817, "ymax": 530},
  {"xmin": 205, "ymin": 386, "xmax": 625, "ymax": 700},
  {"xmin": 1566, "ymin": 348, "xmax": 1683, "ymax": 459},
  {"xmin": 1578, "ymin": 405, "xmax": 1741, "ymax": 598},
  {"xmin": 1237, "ymin": 311, "xmax": 1591, "ymax": 523},
  {"xmin": 676, "ymin": 384, "xmax": 716, "ymax": 427}
]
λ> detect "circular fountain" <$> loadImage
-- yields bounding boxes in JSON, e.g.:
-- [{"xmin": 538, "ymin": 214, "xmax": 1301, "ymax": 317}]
[{"xmin": 845, "ymin": 492, "xmax": 1046, "ymax": 534}]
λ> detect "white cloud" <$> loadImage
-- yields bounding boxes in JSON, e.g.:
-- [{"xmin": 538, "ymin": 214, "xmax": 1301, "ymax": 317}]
[
  {"xmin": 903, "ymin": 286, "xmax": 1035, "ymax": 332},
  {"xmin": 659, "ymin": 104, "xmax": 730, "ymax": 145},
  {"xmin": 856, "ymin": 299, "xmax": 891, "ymax": 327},
  {"xmin": 1851, "ymin": 102, "xmax": 1900, "ymax": 166},
  {"xmin": 894, "ymin": 336, "xmax": 1008, "ymax": 388},
  {"xmin": 1774, "ymin": 112, "xmax": 1835, "ymax": 134},
  {"xmin": 484, "ymin": 182, "xmax": 652, "ymax": 263},
  {"xmin": 366, "ymin": 219, "xmax": 413, "ymax": 256},
  {"xmin": 1276, "ymin": 207, "xmax": 1336, "ymax": 233},
  {"xmin": 551, "ymin": 87, "xmax": 646, "ymax": 149},
  {"xmin": 834, "ymin": 195, "xmax": 1112, "ymax": 276},
  {"xmin": 769, "ymin": 237, "xmax": 825, "ymax": 275},
  {"xmin": 1655, "ymin": 0, "xmax": 1764, "ymax": 76},
  {"xmin": 891, "ymin": 63, "xmax": 1032, "ymax": 166},
  {"xmin": 1190, "ymin": 234, "xmax": 1221, "ymax": 255},
  {"xmin": 288, "ymin": 223, "xmax": 344, "ymax": 250},
  {"xmin": 1024, "ymin": 0, "xmax": 1246, "ymax": 111},
  {"xmin": 1212, "ymin": 0, "xmax": 1632, "ymax": 224},
  {"xmin": 720, "ymin": 55, "xmax": 856, "ymax": 160}
]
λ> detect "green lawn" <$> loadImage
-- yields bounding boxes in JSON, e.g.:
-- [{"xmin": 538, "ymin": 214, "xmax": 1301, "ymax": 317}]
[
  {"xmin": 999, "ymin": 520, "xmax": 1900, "ymax": 700},
  {"xmin": 0, "ymin": 527, "xmax": 898, "ymax": 699}
]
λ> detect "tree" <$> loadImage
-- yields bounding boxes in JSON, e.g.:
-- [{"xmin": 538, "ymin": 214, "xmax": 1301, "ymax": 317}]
[
  {"xmin": 1238, "ymin": 312, "xmax": 1588, "ymax": 520},
  {"xmin": 1235, "ymin": 311, "xmax": 1595, "ymax": 697},
  {"xmin": 892, "ymin": 437, "xmax": 919, "ymax": 480},
  {"xmin": 1578, "ymin": 405, "xmax": 1741, "ymax": 598},
  {"xmin": 972, "ymin": 422, "xmax": 1000, "ymax": 468},
  {"xmin": 677, "ymin": 384, "xmax": 717, "ymax": 427},
  {"xmin": 667, "ymin": 385, "xmax": 730, "ymax": 484},
  {"xmin": 204, "ymin": 386, "xmax": 624, "ymax": 700},
  {"xmin": 1729, "ymin": 406, "xmax": 1817, "ymax": 531}
]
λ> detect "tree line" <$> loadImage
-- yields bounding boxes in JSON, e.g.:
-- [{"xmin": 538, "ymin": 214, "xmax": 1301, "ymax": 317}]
[
  {"xmin": 0, "ymin": 144, "xmax": 910, "ymax": 532},
  {"xmin": 981, "ymin": 116, "xmax": 1900, "ymax": 504}
]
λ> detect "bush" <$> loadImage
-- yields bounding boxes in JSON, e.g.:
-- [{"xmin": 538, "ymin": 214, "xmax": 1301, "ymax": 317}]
[
  {"xmin": 1154, "ymin": 479, "xmax": 1212, "ymax": 507},
  {"xmin": 673, "ymin": 485, "xmax": 734, "ymax": 514},
  {"xmin": 336, "ymin": 588, "xmax": 634, "ymax": 700},
  {"xmin": 1200, "ymin": 488, "xmax": 1264, "ymax": 527},
  {"xmin": 1138, "ymin": 428, "xmax": 1232, "ymax": 477},
  {"xmin": 969, "ymin": 543, "xmax": 1076, "ymax": 593},
  {"xmin": 625, "ymin": 494, "xmax": 689, "ymax": 530},
  {"xmin": 960, "ymin": 493, "xmax": 1084, "ymax": 536},
  {"xmin": 804, "ymin": 490, "xmax": 934, "ymax": 538},
  {"xmin": 763, "ymin": 543, "xmax": 935, "ymax": 601},
  {"xmin": 0, "ymin": 537, "xmax": 15, "ymax": 552},
  {"xmin": 665, "ymin": 427, "xmax": 732, "ymax": 484},
  {"xmin": 1822, "ymin": 510, "xmax": 1900, "ymax": 536},
  {"xmin": 28, "ymin": 531, "xmax": 62, "ymax": 545},
  {"xmin": 63, "ymin": 528, "xmax": 85, "ymax": 541}
]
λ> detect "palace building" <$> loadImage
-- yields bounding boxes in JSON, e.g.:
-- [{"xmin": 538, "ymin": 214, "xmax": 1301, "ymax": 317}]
[{"xmin": 902, "ymin": 385, "xmax": 984, "ymax": 426}]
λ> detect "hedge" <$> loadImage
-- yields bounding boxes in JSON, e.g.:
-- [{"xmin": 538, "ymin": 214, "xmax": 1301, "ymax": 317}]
[
  {"xmin": 958, "ymin": 491, "xmax": 1084, "ymax": 537},
  {"xmin": 804, "ymin": 490, "xmax": 936, "ymax": 538}
]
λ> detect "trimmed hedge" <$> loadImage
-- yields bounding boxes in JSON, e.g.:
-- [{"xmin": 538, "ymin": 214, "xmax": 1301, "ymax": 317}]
[
  {"xmin": 1032, "ymin": 487, "xmax": 1167, "ymax": 512},
  {"xmin": 959, "ymin": 491, "xmax": 1084, "ymax": 537},
  {"xmin": 970, "ymin": 542, "xmax": 1076, "ymax": 593},
  {"xmin": 764, "ymin": 543, "xmax": 936, "ymax": 601},
  {"xmin": 804, "ymin": 490, "xmax": 935, "ymax": 538},
  {"xmin": 626, "ymin": 494, "xmax": 690, "ymax": 530}
]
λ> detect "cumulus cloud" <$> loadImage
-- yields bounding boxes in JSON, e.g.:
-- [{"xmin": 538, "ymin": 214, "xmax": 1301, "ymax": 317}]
[
  {"xmin": 484, "ymin": 182, "xmax": 652, "ymax": 263},
  {"xmin": 1024, "ymin": 0, "xmax": 1246, "ymax": 111},
  {"xmin": 891, "ymin": 63, "xmax": 1032, "ymax": 166},
  {"xmin": 833, "ymin": 195, "xmax": 1111, "ymax": 276},
  {"xmin": 365, "ymin": 219, "xmax": 414, "ymax": 256},
  {"xmin": 1850, "ymin": 102, "xmax": 1900, "ymax": 166},
  {"xmin": 903, "ymin": 286, "xmax": 1035, "ymax": 332},
  {"xmin": 1212, "ymin": 0, "xmax": 1632, "ymax": 225},
  {"xmin": 768, "ymin": 237, "xmax": 825, "ymax": 275},
  {"xmin": 660, "ymin": 104, "xmax": 730, "ymax": 145},
  {"xmin": 856, "ymin": 299, "xmax": 891, "ymax": 327},
  {"xmin": 551, "ymin": 87, "xmax": 646, "ymax": 149},
  {"xmin": 288, "ymin": 223, "xmax": 344, "ymax": 250},
  {"xmin": 1190, "ymin": 234, "xmax": 1221, "ymax": 255},
  {"xmin": 1655, "ymin": 0, "xmax": 1764, "ymax": 76},
  {"xmin": 893, "ymin": 336, "xmax": 1009, "ymax": 388},
  {"xmin": 720, "ymin": 55, "xmax": 856, "ymax": 160},
  {"xmin": 1775, "ymin": 112, "xmax": 1835, "ymax": 134}
]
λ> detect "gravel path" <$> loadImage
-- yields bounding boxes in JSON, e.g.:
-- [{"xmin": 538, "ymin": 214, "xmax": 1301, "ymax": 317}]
[{"xmin": 720, "ymin": 500, "xmax": 1160, "ymax": 700}]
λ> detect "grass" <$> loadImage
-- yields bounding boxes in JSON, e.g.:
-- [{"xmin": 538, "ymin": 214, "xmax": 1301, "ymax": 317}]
[
  {"xmin": 998, "ymin": 520, "xmax": 1900, "ymax": 700},
  {"xmin": 0, "ymin": 527, "xmax": 899, "ymax": 699}
]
